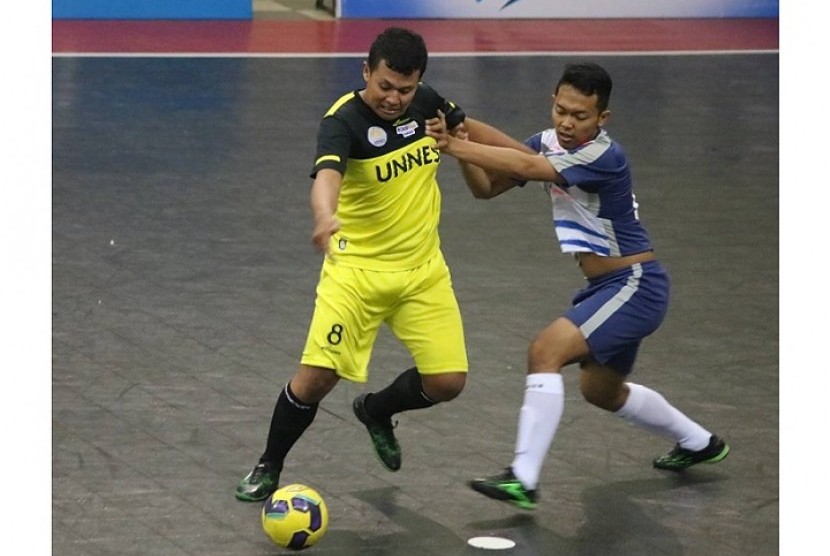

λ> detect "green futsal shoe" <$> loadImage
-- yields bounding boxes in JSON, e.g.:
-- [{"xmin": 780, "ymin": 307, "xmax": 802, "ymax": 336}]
[
  {"xmin": 469, "ymin": 468, "xmax": 538, "ymax": 510},
  {"xmin": 235, "ymin": 462, "xmax": 280, "ymax": 502},
  {"xmin": 653, "ymin": 435, "xmax": 730, "ymax": 471},
  {"xmin": 353, "ymin": 393, "xmax": 401, "ymax": 471}
]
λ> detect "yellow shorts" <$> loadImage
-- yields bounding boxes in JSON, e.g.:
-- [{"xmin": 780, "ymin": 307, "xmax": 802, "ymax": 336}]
[{"xmin": 300, "ymin": 252, "xmax": 468, "ymax": 383}]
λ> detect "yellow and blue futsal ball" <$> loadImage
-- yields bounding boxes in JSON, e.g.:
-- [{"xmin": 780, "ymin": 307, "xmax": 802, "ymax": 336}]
[{"xmin": 261, "ymin": 484, "xmax": 329, "ymax": 550}]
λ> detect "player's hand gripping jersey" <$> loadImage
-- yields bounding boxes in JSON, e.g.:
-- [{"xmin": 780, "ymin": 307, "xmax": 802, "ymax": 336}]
[
  {"xmin": 311, "ymin": 83, "xmax": 465, "ymax": 271},
  {"xmin": 524, "ymin": 128, "xmax": 652, "ymax": 257}
]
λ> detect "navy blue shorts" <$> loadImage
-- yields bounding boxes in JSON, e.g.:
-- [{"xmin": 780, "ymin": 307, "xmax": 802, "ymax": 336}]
[{"xmin": 565, "ymin": 260, "xmax": 669, "ymax": 374}]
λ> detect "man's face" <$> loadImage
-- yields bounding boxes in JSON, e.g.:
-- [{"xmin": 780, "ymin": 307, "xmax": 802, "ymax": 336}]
[
  {"xmin": 550, "ymin": 84, "xmax": 610, "ymax": 150},
  {"xmin": 361, "ymin": 60, "xmax": 420, "ymax": 121}
]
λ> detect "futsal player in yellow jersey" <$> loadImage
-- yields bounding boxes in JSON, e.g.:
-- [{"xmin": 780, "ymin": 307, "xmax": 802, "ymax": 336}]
[{"xmin": 236, "ymin": 26, "xmax": 530, "ymax": 501}]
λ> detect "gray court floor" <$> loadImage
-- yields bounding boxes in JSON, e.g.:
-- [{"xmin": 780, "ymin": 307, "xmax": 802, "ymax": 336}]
[{"xmin": 52, "ymin": 54, "xmax": 778, "ymax": 555}]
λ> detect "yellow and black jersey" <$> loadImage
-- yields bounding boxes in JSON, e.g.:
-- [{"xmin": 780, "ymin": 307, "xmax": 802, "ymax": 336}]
[{"xmin": 310, "ymin": 83, "xmax": 466, "ymax": 271}]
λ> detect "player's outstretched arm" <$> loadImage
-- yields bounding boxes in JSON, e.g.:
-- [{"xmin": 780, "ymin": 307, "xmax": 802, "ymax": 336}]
[
  {"xmin": 464, "ymin": 117, "xmax": 535, "ymax": 155},
  {"xmin": 428, "ymin": 112, "xmax": 504, "ymax": 198},
  {"xmin": 458, "ymin": 161, "xmax": 520, "ymax": 199},
  {"xmin": 429, "ymin": 113, "xmax": 521, "ymax": 199},
  {"xmin": 427, "ymin": 111, "xmax": 559, "ymax": 184}
]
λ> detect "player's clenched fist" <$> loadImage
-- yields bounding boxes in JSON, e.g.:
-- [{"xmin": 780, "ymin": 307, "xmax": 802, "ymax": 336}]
[{"xmin": 311, "ymin": 216, "xmax": 340, "ymax": 254}]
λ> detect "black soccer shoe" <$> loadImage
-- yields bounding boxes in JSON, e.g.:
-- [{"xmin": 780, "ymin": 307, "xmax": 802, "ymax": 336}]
[{"xmin": 353, "ymin": 393, "xmax": 401, "ymax": 471}]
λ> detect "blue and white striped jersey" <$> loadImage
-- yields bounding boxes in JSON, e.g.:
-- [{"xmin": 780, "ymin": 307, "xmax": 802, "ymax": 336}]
[{"xmin": 524, "ymin": 128, "xmax": 652, "ymax": 257}]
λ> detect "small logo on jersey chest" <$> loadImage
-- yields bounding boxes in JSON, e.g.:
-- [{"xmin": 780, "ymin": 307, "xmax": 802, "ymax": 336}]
[
  {"xmin": 367, "ymin": 126, "xmax": 387, "ymax": 147},
  {"xmin": 395, "ymin": 120, "xmax": 419, "ymax": 138}
]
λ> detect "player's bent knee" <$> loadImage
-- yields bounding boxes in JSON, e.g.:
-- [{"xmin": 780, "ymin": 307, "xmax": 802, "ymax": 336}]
[
  {"xmin": 527, "ymin": 336, "xmax": 571, "ymax": 372},
  {"xmin": 579, "ymin": 376, "xmax": 626, "ymax": 412},
  {"xmin": 421, "ymin": 372, "xmax": 466, "ymax": 402},
  {"xmin": 581, "ymin": 387, "xmax": 613, "ymax": 410},
  {"xmin": 292, "ymin": 365, "xmax": 340, "ymax": 403},
  {"xmin": 527, "ymin": 318, "xmax": 589, "ymax": 372}
]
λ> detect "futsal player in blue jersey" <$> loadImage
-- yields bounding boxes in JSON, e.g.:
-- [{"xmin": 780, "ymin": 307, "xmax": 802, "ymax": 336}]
[{"xmin": 426, "ymin": 62, "xmax": 729, "ymax": 510}]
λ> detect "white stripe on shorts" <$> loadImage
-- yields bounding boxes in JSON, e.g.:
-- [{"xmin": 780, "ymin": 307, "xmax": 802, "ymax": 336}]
[{"xmin": 579, "ymin": 263, "xmax": 643, "ymax": 339}]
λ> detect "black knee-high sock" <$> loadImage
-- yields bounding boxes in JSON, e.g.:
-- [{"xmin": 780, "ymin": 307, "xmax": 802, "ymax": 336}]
[
  {"xmin": 260, "ymin": 383, "xmax": 318, "ymax": 468},
  {"xmin": 364, "ymin": 367, "xmax": 436, "ymax": 421}
]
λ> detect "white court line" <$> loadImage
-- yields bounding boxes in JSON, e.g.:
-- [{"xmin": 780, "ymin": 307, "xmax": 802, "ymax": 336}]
[{"xmin": 52, "ymin": 49, "xmax": 778, "ymax": 58}]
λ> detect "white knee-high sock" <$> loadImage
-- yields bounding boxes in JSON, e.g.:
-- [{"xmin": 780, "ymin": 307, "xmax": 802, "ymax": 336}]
[
  {"xmin": 616, "ymin": 382, "xmax": 711, "ymax": 450},
  {"xmin": 510, "ymin": 373, "xmax": 564, "ymax": 490}
]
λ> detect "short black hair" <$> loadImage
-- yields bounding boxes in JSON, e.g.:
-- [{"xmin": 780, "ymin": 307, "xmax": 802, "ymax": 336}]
[
  {"xmin": 367, "ymin": 27, "xmax": 428, "ymax": 78},
  {"xmin": 556, "ymin": 63, "xmax": 613, "ymax": 112}
]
